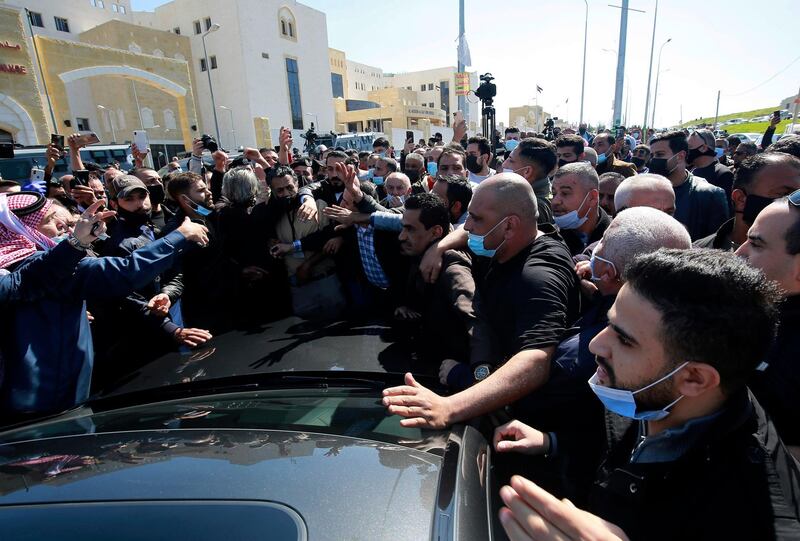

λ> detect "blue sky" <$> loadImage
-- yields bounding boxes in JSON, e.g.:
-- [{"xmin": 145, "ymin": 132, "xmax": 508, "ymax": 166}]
[{"xmin": 132, "ymin": 0, "xmax": 800, "ymax": 128}]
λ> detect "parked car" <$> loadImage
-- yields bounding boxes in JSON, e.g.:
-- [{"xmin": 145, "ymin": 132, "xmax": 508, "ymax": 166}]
[
  {"xmin": 0, "ymin": 318, "xmax": 506, "ymax": 541},
  {"xmin": 0, "ymin": 144, "xmax": 132, "ymax": 183}
]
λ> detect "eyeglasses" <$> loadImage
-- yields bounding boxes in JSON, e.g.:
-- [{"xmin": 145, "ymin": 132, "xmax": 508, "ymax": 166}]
[{"xmin": 789, "ymin": 189, "xmax": 800, "ymax": 207}]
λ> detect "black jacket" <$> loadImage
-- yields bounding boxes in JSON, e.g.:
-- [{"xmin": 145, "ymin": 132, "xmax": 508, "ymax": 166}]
[
  {"xmin": 586, "ymin": 391, "xmax": 800, "ymax": 540},
  {"xmin": 560, "ymin": 207, "xmax": 612, "ymax": 256}
]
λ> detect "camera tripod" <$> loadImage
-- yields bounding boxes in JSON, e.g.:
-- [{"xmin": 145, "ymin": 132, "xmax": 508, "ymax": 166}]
[{"xmin": 481, "ymin": 100, "xmax": 495, "ymax": 143}]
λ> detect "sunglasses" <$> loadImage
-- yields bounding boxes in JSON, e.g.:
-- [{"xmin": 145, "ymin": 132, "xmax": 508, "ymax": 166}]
[{"xmin": 790, "ymin": 189, "xmax": 800, "ymax": 207}]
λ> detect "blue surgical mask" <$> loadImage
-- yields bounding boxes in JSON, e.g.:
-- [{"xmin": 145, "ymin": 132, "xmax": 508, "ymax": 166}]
[
  {"xmin": 505, "ymin": 139, "xmax": 519, "ymax": 152},
  {"xmin": 587, "ymin": 362, "xmax": 689, "ymax": 421},
  {"xmin": 589, "ymin": 252, "xmax": 617, "ymax": 282},
  {"xmin": 183, "ymin": 195, "xmax": 212, "ymax": 217},
  {"xmin": 52, "ymin": 233, "xmax": 69, "ymax": 244},
  {"xmin": 372, "ymin": 176, "xmax": 384, "ymax": 186},
  {"xmin": 596, "ymin": 151, "xmax": 608, "ymax": 165},
  {"xmin": 467, "ymin": 216, "xmax": 508, "ymax": 258},
  {"xmin": 378, "ymin": 151, "xmax": 386, "ymax": 159},
  {"xmin": 553, "ymin": 191, "xmax": 591, "ymax": 230},
  {"xmin": 427, "ymin": 161, "xmax": 438, "ymax": 177},
  {"xmin": 714, "ymin": 148, "xmax": 725, "ymax": 159}
]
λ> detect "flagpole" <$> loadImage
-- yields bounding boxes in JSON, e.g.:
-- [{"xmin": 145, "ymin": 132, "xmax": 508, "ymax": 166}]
[{"xmin": 457, "ymin": 0, "xmax": 465, "ymax": 124}]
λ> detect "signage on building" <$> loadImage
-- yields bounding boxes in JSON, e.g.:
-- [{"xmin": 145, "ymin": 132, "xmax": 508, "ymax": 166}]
[
  {"xmin": 0, "ymin": 63, "xmax": 26, "ymax": 74},
  {"xmin": 0, "ymin": 40, "xmax": 21, "ymax": 51},
  {"xmin": 455, "ymin": 72, "xmax": 470, "ymax": 96}
]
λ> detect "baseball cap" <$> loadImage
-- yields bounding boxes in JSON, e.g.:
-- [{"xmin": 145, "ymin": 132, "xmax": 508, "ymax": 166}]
[{"xmin": 111, "ymin": 175, "xmax": 149, "ymax": 199}]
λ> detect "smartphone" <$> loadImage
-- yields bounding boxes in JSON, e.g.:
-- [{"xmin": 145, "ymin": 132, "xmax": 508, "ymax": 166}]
[
  {"xmin": 51, "ymin": 133, "xmax": 64, "ymax": 151},
  {"xmin": 76, "ymin": 132, "xmax": 100, "ymax": 147},
  {"xmin": 30, "ymin": 167, "xmax": 45, "ymax": 183},
  {"xmin": 773, "ymin": 111, "xmax": 781, "ymax": 121},
  {"xmin": 70, "ymin": 169, "xmax": 90, "ymax": 189},
  {"xmin": 406, "ymin": 130, "xmax": 414, "ymax": 143},
  {"xmin": 133, "ymin": 130, "xmax": 149, "ymax": 152},
  {"xmin": 0, "ymin": 142, "xmax": 13, "ymax": 159}
]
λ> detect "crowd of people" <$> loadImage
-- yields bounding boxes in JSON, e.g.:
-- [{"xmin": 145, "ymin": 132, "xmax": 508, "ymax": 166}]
[{"xmin": 1, "ymin": 111, "xmax": 800, "ymax": 539}]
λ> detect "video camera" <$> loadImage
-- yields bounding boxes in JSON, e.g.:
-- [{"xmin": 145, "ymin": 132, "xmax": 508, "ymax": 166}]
[{"xmin": 475, "ymin": 73, "xmax": 496, "ymax": 104}]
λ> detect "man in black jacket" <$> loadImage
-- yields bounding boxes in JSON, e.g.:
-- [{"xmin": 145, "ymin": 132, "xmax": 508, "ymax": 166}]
[
  {"xmin": 737, "ymin": 193, "xmax": 800, "ymax": 459},
  {"xmin": 551, "ymin": 162, "xmax": 611, "ymax": 255},
  {"xmin": 494, "ymin": 249, "xmax": 800, "ymax": 540}
]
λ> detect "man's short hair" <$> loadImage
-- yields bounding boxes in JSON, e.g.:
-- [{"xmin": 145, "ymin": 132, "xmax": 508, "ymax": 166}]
[
  {"xmin": 614, "ymin": 174, "xmax": 674, "ymax": 211},
  {"xmin": 633, "ymin": 144, "xmax": 651, "ymax": 155},
  {"xmin": 128, "ymin": 167, "xmax": 157, "ymax": 179},
  {"xmin": 736, "ymin": 142, "xmax": 758, "ymax": 157},
  {"xmin": 325, "ymin": 150, "xmax": 347, "ymax": 163},
  {"xmin": 269, "ymin": 165, "xmax": 296, "ymax": 186},
  {"xmin": 727, "ymin": 136, "xmax": 742, "ymax": 148},
  {"xmin": 595, "ymin": 132, "xmax": 616, "ymax": 146},
  {"xmin": 734, "ymin": 153, "xmax": 800, "ymax": 191},
  {"xmin": 599, "ymin": 171, "xmax": 626, "ymax": 188},
  {"xmin": 692, "ymin": 129, "xmax": 716, "ymax": 149},
  {"xmin": 553, "ymin": 161, "xmax": 599, "ymax": 191},
  {"xmin": 166, "ymin": 171, "xmax": 203, "ymax": 201},
  {"xmin": 437, "ymin": 143, "xmax": 466, "ymax": 166},
  {"xmin": 291, "ymin": 157, "xmax": 312, "ymax": 168},
  {"xmin": 555, "ymin": 134, "xmax": 585, "ymax": 156},
  {"xmin": 360, "ymin": 180, "xmax": 378, "ymax": 199},
  {"xmin": 404, "ymin": 152, "xmax": 424, "ymax": 167},
  {"xmin": 435, "ymin": 174, "xmax": 472, "ymax": 210},
  {"xmin": 379, "ymin": 157, "xmax": 399, "ymax": 173},
  {"xmin": 624, "ymin": 249, "xmax": 781, "ymax": 393},
  {"xmin": 517, "ymin": 138, "xmax": 557, "ymax": 174},
  {"xmin": 602, "ymin": 207, "xmax": 691, "ymax": 275},
  {"xmin": 358, "ymin": 151, "xmax": 371, "ymax": 160},
  {"xmin": 767, "ymin": 135, "xmax": 800, "ymax": 160},
  {"xmin": 222, "ymin": 167, "xmax": 259, "ymax": 205},
  {"xmin": 467, "ymin": 135, "xmax": 492, "ymax": 157},
  {"xmin": 779, "ymin": 196, "xmax": 800, "ymax": 255},
  {"xmin": 373, "ymin": 137, "xmax": 389, "ymax": 149},
  {"xmin": 477, "ymin": 174, "xmax": 539, "ymax": 223},
  {"xmin": 650, "ymin": 130, "xmax": 689, "ymax": 155},
  {"xmin": 504, "ymin": 127, "xmax": 520, "ymax": 135},
  {"xmin": 584, "ymin": 148, "xmax": 598, "ymax": 166},
  {"xmin": 404, "ymin": 192, "xmax": 450, "ymax": 232}
]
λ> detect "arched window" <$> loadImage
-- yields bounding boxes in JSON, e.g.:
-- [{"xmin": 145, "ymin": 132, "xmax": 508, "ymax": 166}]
[
  {"xmin": 163, "ymin": 109, "xmax": 177, "ymax": 130},
  {"xmin": 116, "ymin": 108, "xmax": 126, "ymax": 130},
  {"xmin": 174, "ymin": 52, "xmax": 186, "ymax": 61},
  {"xmin": 128, "ymin": 42, "xmax": 142, "ymax": 54},
  {"xmin": 141, "ymin": 107, "xmax": 155, "ymax": 128},
  {"xmin": 152, "ymin": 49, "xmax": 164, "ymax": 57},
  {"xmin": 278, "ymin": 7, "xmax": 297, "ymax": 41}
]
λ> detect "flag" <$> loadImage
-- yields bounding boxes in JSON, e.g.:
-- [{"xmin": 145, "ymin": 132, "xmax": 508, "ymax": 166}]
[
  {"xmin": 565, "ymin": 97, "xmax": 569, "ymax": 104},
  {"xmin": 457, "ymin": 34, "xmax": 472, "ymax": 67},
  {"xmin": 536, "ymin": 85, "xmax": 543, "ymax": 93}
]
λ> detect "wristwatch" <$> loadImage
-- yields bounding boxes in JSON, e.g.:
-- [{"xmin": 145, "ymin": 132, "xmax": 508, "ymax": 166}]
[
  {"xmin": 473, "ymin": 364, "xmax": 492, "ymax": 381},
  {"xmin": 66, "ymin": 234, "xmax": 92, "ymax": 251}
]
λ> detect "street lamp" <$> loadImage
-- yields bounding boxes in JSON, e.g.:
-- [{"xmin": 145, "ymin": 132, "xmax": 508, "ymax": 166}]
[
  {"xmin": 202, "ymin": 23, "xmax": 222, "ymax": 143},
  {"xmin": 219, "ymin": 105, "xmax": 236, "ymax": 150},
  {"xmin": 642, "ymin": 0, "xmax": 660, "ymax": 133},
  {"xmin": 579, "ymin": 0, "xmax": 588, "ymax": 125},
  {"xmin": 97, "ymin": 105, "xmax": 116, "ymax": 143},
  {"xmin": 650, "ymin": 38, "xmax": 671, "ymax": 129}
]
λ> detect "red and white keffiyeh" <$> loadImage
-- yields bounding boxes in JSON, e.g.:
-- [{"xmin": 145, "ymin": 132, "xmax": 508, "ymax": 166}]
[{"xmin": 0, "ymin": 193, "xmax": 56, "ymax": 270}]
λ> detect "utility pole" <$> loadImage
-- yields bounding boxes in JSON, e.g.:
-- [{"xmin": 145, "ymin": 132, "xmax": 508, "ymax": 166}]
[
  {"xmin": 790, "ymin": 83, "xmax": 799, "ymax": 135},
  {"xmin": 713, "ymin": 90, "xmax": 721, "ymax": 130},
  {"xmin": 642, "ymin": 0, "xmax": 659, "ymax": 133},
  {"xmin": 579, "ymin": 0, "xmax": 588, "ymax": 125},
  {"xmin": 609, "ymin": 1, "xmax": 644, "ymax": 128},
  {"xmin": 457, "ymin": 0, "xmax": 465, "ymax": 123}
]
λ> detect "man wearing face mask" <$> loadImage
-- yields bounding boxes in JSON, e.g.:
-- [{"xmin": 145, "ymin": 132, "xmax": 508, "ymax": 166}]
[
  {"xmin": 493, "ymin": 249, "xmax": 800, "ymax": 540},
  {"xmin": 551, "ymin": 162, "xmax": 611, "ymax": 255},
  {"xmin": 101, "ymin": 176, "xmax": 156, "ymax": 256},
  {"xmin": 503, "ymin": 127, "xmax": 521, "ymax": 155},
  {"xmin": 648, "ymin": 131, "xmax": 728, "ymax": 240},
  {"xmin": 592, "ymin": 133, "xmax": 637, "ymax": 178},
  {"xmin": 695, "ymin": 153, "xmax": 800, "ymax": 251},
  {"xmin": 578, "ymin": 122, "xmax": 594, "ymax": 145},
  {"xmin": 131, "ymin": 167, "xmax": 172, "ymax": 230},
  {"xmin": 687, "ymin": 129, "xmax": 735, "ymax": 204},
  {"xmin": 465, "ymin": 135, "xmax": 496, "ymax": 184},
  {"xmin": 631, "ymin": 144, "xmax": 651, "ymax": 174},
  {"xmin": 383, "ymin": 173, "xmax": 580, "ymax": 429},
  {"xmin": 296, "ymin": 151, "xmax": 353, "ymax": 221},
  {"xmin": 555, "ymin": 135, "xmax": 586, "ymax": 168},
  {"xmin": 380, "ymin": 172, "xmax": 413, "ymax": 209},
  {"xmin": 402, "ymin": 152, "xmax": 429, "ymax": 194},
  {"xmin": 501, "ymin": 138, "xmax": 556, "ymax": 225}
]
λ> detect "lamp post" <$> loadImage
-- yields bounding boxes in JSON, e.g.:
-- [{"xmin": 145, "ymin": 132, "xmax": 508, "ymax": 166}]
[
  {"xmin": 642, "ymin": 0, "xmax": 659, "ymax": 133},
  {"xmin": 219, "ymin": 105, "xmax": 236, "ymax": 150},
  {"xmin": 97, "ymin": 105, "xmax": 116, "ymax": 143},
  {"xmin": 579, "ymin": 0, "xmax": 588, "ymax": 125},
  {"xmin": 202, "ymin": 23, "xmax": 221, "ymax": 143},
  {"xmin": 650, "ymin": 38, "xmax": 671, "ymax": 129}
]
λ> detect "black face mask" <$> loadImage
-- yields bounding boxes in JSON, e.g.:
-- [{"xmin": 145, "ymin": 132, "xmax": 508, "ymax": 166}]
[
  {"xmin": 117, "ymin": 207, "xmax": 151, "ymax": 227},
  {"xmin": 631, "ymin": 156, "xmax": 647, "ymax": 169},
  {"xmin": 278, "ymin": 195, "xmax": 297, "ymax": 211},
  {"xmin": 406, "ymin": 170, "xmax": 421, "ymax": 183},
  {"xmin": 557, "ymin": 159, "xmax": 572, "ymax": 168},
  {"xmin": 741, "ymin": 192, "xmax": 774, "ymax": 226},
  {"xmin": 687, "ymin": 146, "xmax": 714, "ymax": 165},
  {"xmin": 647, "ymin": 155, "xmax": 677, "ymax": 177},
  {"xmin": 329, "ymin": 179, "xmax": 345, "ymax": 193},
  {"xmin": 148, "ymin": 184, "xmax": 165, "ymax": 207},
  {"xmin": 465, "ymin": 155, "xmax": 484, "ymax": 174}
]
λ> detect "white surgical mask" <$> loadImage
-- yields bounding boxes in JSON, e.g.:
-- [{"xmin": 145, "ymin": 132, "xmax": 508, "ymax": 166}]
[{"xmin": 553, "ymin": 191, "xmax": 591, "ymax": 230}]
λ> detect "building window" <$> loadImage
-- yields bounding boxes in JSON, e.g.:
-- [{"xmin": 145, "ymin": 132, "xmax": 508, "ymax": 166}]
[
  {"xmin": 193, "ymin": 20, "xmax": 201, "ymax": 34},
  {"xmin": 116, "ymin": 108, "xmax": 126, "ymax": 130},
  {"xmin": 112, "ymin": 3, "xmax": 118, "ymax": 12},
  {"xmin": 174, "ymin": 52, "xmax": 186, "ymax": 61},
  {"xmin": 428, "ymin": 83, "xmax": 434, "ymax": 91},
  {"xmin": 210, "ymin": 55, "xmax": 217, "ymax": 69},
  {"xmin": 173, "ymin": 26, "xmax": 180, "ymax": 34},
  {"xmin": 141, "ymin": 108, "xmax": 155, "ymax": 129},
  {"xmin": 119, "ymin": 5, "xmax": 126, "ymax": 14},
  {"xmin": 163, "ymin": 109, "xmax": 177, "ymax": 130},
  {"xmin": 278, "ymin": 7, "xmax": 297, "ymax": 41},
  {"xmin": 285, "ymin": 58, "xmax": 303, "ymax": 130},
  {"xmin": 419, "ymin": 84, "xmax": 425, "ymax": 91},
  {"xmin": 128, "ymin": 42, "xmax": 141, "ymax": 53},
  {"xmin": 76, "ymin": 117, "xmax": 91, "ymax": 131},
  {"xmin": 331, "ymin": 73, "xmax": 344, "ymax": 99},
  {"xmin": 152, "ymin": 49, "xmax": 164, "ymax": 57},
  {"xmin": 204, "ymin": 17, "xmax": 212, "ymax": 31},
  {"xmin": 28, "ymin": 11, "xmax": 44, "ymax": 27},
  {"xmin": 54, "ymin": 16, "xmax": 70, "ymax": 32},
  {"xmin": 199, "ymin": 58, "xmax": 207, "ymax": 71}
]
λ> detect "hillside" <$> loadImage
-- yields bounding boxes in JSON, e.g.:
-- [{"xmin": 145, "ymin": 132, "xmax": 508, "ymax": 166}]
[{"xmin": 680, "ymin": 106, "xmax": 778, "ymax": 128}]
